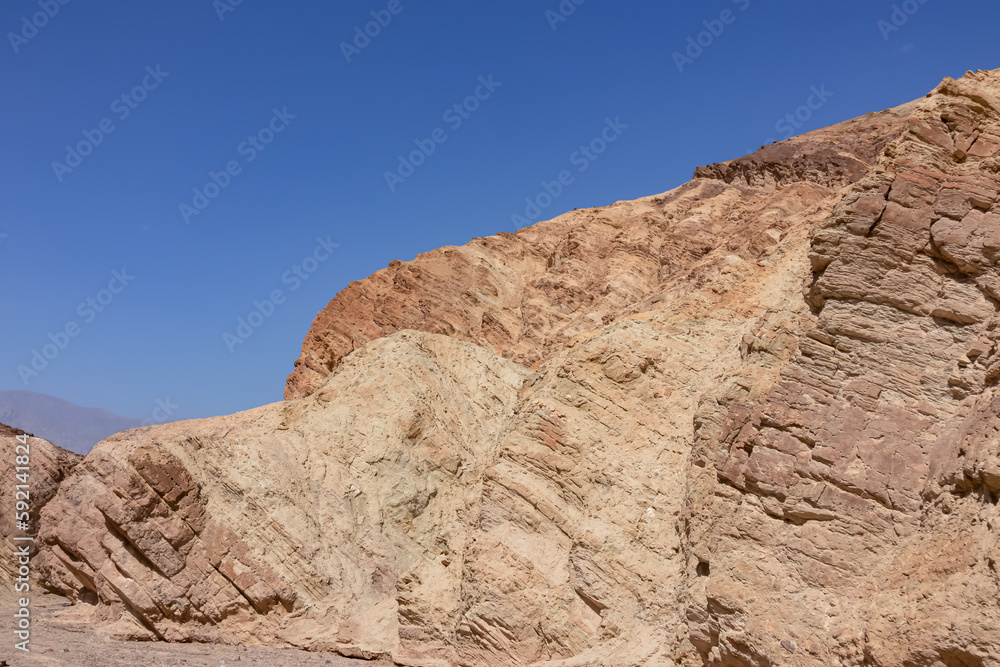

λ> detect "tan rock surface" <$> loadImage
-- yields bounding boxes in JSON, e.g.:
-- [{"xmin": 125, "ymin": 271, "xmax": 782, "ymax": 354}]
[
  {"xmin": 284, "ymin": 100, "xmax": 912, "ymax": 402},
  {"xmin": 23, "ymin": 69, "xmax": 1000, "ymax": 666},
  {"xmin": 38, "ymin": 334, "xmax": 528, "ymax": 658},
  {"xmin": 692, "ymin": 69, "xmax": 1000, "ymax": 666},
  {"xmin": 0, "ymin": 423, "xmax": 81, "ymax": 582}
]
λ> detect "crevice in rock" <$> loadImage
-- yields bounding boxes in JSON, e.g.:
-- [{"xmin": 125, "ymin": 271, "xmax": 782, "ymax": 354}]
[
  {"xmin": 47, "ymin": 540, "xmax": 98, "ymax": 596},
  {"xmin": 105, "ymin": 561, "xmax": 167, "ymax": 641},
  {"xmin": 206, "ymin": 560, "xmax": 266, "ymax": 616},
  {"xmin": 758, "ymin": 415, "xmax": 817, "ymax": 448},
  {"xmin": 866, "ymin": 185, "xmax": 893, "ymax": 238},
  {"xmin": 100, "ymin": 511, "xmax": 169, "ymax": 580},
  {"xmin": 575, "ymin": 588, "xmax": 607, "ymax": 616}
]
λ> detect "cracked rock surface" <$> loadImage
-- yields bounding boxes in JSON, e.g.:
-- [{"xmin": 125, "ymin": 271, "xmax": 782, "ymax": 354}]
[
  {"xmin": 17, "ymin": 69, "xmax": 1000, "ymax": 666},
  {"xmin": 0, "ymin": 423, "xmax": 81, "ymax": 582}
]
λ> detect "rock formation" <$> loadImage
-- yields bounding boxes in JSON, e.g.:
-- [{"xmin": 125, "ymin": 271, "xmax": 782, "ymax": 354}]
[
  {"xmin": 22, "ymin": 69, "xmax": 1000, "ymax": 665},
  {"xmin": 691, "ymin": 69, "xmax": 1000, "ymax": 666},
  {"xmin": 283, "ymin": 101, "xmax": 913, "ymax": 402},
  {"xmin": 0, "ymin": 423, "xmax": 81, "ymax": 581}
]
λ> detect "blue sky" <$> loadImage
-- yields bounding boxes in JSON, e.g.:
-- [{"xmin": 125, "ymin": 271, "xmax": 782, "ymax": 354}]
[{"xmin": 0, "ymin": 0, "xmax": 997, "ymax": 422}]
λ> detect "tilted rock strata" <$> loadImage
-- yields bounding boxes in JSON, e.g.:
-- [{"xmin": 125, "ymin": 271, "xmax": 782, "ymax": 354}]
[
  {"xmin": 36, "ymin": 168, "xmax": 844, "ymax": 664},
  {"xmin": 692, "ymin": 70, "xmax": 1000, "ymax": 665},
  {"xmin": 40, "ymin": 146, "xmax": 854, "ymax": 663},
  {"xmin": 38, "ymin": 334, "xmax": 528, "ymax": 653},
  {"xmin": 0, "ymin": 423, "xmax": 81, "ymax": 581},
  {"xmin": 32, "ymin": 69, "xmax": 1000, "ymax": 666},
  {"xmin": 284, "ymin": 100, "xmax": 913, "ymax": 402},
  {"xmin": 694, "ymin": 100, "xmax": 917, "ymax": 191}
]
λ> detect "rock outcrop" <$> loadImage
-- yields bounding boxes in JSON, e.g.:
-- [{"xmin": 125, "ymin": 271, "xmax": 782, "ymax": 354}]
[
  {"xmin": 691, "ymin": 69, "xmax": 1000, "ymax": 666},
  {"xmin": 284, "ymin": 100, "xmax": 916, "ymax": 403},
  {"xmin": 27, "ymin": 69, "xmax": 1000, "ymax": 666},
  {"xmin": 0, "ymin": 423, "xmax": 81, "ymax": 581},
  {"xmin": 38, "ymin": 334, "xmax": 528, "ymax": 654}
]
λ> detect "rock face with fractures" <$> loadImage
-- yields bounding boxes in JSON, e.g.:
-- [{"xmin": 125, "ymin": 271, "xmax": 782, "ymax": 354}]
[
  {"xmin": 0, "ymin": 423, "xmax": 81, "ymax": 580},
  {"xmin": 27, "ymin": 69, "xmax": 1000, "ymax": 665},
  {"xmin": 692, "ymin": 70, "xmax": 1000, "ymax": 666},
  {"xmin": 283, "ymin": 102, "xmax": 912, "ymax": 403}
]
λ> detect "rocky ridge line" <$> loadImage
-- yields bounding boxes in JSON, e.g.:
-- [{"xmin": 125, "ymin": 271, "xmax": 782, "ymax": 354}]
[{"xmin": 19, "ymin": 70, "xmax": 1000, "ymax": 667}]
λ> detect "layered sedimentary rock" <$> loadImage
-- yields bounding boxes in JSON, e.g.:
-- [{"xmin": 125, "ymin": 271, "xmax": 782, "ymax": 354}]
[
  {"xmin": 284, "ymin": 101, "xmax": 912, "ymax": 401},
  {"xmin": 0, "ymin": 423, "xmax": 81, "ymax": 580},
  {"xmin": 39, "ymin": 334, "xmax": 528, "ymax": 653},
  {"xmin": 30, "ymin": 69, "xmax": 1000, "ymax": 666},
  {"xmin": 689, "ymin": 69, "xmax": 1000, "ymax": 666}
]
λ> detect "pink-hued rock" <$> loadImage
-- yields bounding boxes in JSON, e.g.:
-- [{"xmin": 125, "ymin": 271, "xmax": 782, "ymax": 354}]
[
  {"xmin": 283, "ymin": 101, "xmax": 913, "ymax": 403},
  {"xmin": 698, "ymin": 70, "xmax": 1000, "ymax": 666},
  {"xmin": 0, "ymin": 423, "xmax": 81, "ymax": 582}
]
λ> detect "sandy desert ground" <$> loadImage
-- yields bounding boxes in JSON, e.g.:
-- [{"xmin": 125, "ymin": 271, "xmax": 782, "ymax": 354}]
[{"xmin": 1, "ymin": 590, "xmax": 384, "ymax": 667}]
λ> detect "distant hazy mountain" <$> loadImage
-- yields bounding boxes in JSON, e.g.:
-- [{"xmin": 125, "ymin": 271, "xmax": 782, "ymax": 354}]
[{"xmin": 0, "ymin": 391, "xmax": 148, "ymax": 455}]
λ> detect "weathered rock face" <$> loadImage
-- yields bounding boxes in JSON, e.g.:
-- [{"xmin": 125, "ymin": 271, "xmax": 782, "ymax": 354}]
[
  {"xmin": 694, "ymin": 101, "xmax": 917, "ymax": 191},
  {"xmin": 38, "ymin": 335, "xmax": 529, "ymax": 653},
  {"xmin": 32, "ymin": 69, "xmax": 1000, "ymax": 666},
  {"xmin": 0, "ymin": 423, "xmax": 81, "ymax": 581},
  {"xmin": 284, "ymin": 100, "xmax": 913, "ymax": 402},
  {"xmin": 690, "ymin": 69, "xmax": 1000, "ymax": 666}
]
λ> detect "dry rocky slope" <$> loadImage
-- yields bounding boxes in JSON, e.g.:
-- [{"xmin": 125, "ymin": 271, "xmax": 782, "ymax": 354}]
[{"xmin": 21, "ymin": 69, "xmax": 1000, "ymax": 666}]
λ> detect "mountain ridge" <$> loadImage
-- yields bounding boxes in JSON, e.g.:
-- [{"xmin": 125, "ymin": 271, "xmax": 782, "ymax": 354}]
[
  {"xmin": 283, "ymin": 100, "xmax": 916, "ymax": 403},
  {"xmin": 0, "ymin": 390, "xmax": 152, "ymax": 455}
]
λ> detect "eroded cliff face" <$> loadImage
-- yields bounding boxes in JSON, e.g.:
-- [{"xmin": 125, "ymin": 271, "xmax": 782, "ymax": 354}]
[
  {"xmin": 28, "ymin": 69, "xmax": 1000, "ymax": 666},
  {"xmin": 0, "ymin": 423, "xmax": 81, "ymax": 581},
  {"xmin": 689, "ymin": 69, "xmax": 1000, "ymax": 666},
  {"xmin": 284, "ymin": 101, "xmax": 913, "ymax": 402},
  {"xmin": 38, "ymin": 336, "xmax": 527, "ymax": 652}
]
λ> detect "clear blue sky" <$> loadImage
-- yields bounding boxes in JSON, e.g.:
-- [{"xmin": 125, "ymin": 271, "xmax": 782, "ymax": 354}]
[{"xmin": 0, "ymin": 0, "xmax": 997, "ymax": 422}]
